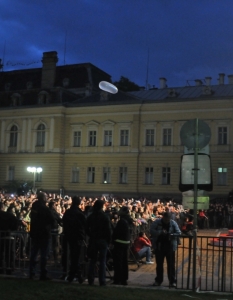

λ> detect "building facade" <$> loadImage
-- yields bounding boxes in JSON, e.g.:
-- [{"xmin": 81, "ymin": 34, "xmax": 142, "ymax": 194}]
[{"xmin": 0, "ymin": 52, "xmax": 232, "ymax": 200}]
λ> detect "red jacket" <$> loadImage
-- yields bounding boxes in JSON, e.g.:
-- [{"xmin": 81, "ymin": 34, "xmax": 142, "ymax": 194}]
[{"xmin": 134, "ymin": 236, "xmax": 152, "ymax": 252}]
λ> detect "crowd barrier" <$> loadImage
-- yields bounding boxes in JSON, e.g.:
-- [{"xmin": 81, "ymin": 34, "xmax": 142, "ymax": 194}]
[{"xmin": 0, "ymin": 228, "xmax": 233, "ymax": 292}]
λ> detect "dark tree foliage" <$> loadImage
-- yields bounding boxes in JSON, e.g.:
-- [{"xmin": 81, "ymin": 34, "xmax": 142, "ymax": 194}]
[{"xmin": 114, "ymin": 76, "xmax": 140, "ymax": 92}]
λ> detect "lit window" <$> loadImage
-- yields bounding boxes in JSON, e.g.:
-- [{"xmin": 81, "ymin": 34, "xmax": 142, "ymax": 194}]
[{"xmin": 217, "ymin": 167, "xmax": 227, "ymax": 185}]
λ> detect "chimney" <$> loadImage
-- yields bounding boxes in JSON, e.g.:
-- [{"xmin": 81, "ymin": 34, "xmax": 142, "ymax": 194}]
[
  {"xmin": 228, "ymin": 75, "xmax": 233, "ymax": 84},
  {"xmin": 205, "ymin": 77, "xmax": 212, "ymax": 86},
  {"xmin": 41, "ymin": 51, "xmax": 58, "ymax": 89},
  {"xmin": 218, "ymin": 73, "xmax": 225, "ymax": 85},
  {"xmin": 195, "ymin": 79, "xmax": 202, "ymax": 86},
  {"xmin": 159, "ymin": 77, "xmax": 167, "ymax": 89}
]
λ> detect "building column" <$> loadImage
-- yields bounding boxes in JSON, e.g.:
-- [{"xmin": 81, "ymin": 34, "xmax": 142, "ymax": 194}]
[{"xmin": 21, "ymin": 119, "xmax": 27, "ymax": 151}]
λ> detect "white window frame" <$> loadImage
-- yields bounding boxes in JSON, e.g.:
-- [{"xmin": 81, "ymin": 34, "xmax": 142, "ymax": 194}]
[
  {"xmin": 104, "ymin": 130, "xmax": 113, "ymax": 146},
  {"xmin": 8, "ymin": 165, "xmax": 15, "ymax": 181},
  {"xmin": 145, "ymin": 129, "xmax": 155, "ymax": 146},
  {"xmin": 119, "ymin": 167, "xmax": 128, "ymax": 183},
  {"xmin": 9, "ymin": 125, "xmax": 18, "ymax": 147},
  {"xmin": 73, "ymin": 131, "xmax": 81, "ymax": 147},
  {"xmin": 162, "ymin": 167, "xmax": 171, "ymax": 185},
  {"xmin": 36, "ymin": 124, "xmax": 46, "ymax": 146},
  {"xmin": 145, "ymin": 167, "xmax": 154, "ymax": 184},
  {"xmin": 120, "ymin": 129, "xmax": 129, "ymax": 146},
  {"xmin": 217, "ymin": 167, "xmax": 227, "ymax": 186},
  {"xmin": 162, "ymin": 128, "xmax": 172, "ymax": 146},
  {"xmin": 218, "ymin": 126, "xmax": 228, "ymax": 145},
  {"xmin": 103, "ymin": 167, "xmax": 111, "ymax": 183},
  {"xmin": 89, "ymin": 130, "xmax": 97, "ymax": 146},
  {"xmin": 87, "ymin": 167, "xmax": 95, "ymax": 183},
  {"xmin": 71, "ymin": 166, "xmax": 80, "ymax": 183}
]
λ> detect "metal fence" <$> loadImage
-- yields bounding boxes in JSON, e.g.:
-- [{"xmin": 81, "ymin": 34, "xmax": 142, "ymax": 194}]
[{"xmin": 0, "ymin": 229, "xmax": 233, "ymax": 292}]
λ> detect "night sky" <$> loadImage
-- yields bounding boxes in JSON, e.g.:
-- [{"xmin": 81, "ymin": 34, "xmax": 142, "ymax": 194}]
[{"xmin": 1, "ymin": 0, "xmax": 233, "ymax": 88}]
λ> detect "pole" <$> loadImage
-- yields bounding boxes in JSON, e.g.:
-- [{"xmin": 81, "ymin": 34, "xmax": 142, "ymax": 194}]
[{"xmin": 192, "ymin": 118, "xmax": 198, "ymax": 291}]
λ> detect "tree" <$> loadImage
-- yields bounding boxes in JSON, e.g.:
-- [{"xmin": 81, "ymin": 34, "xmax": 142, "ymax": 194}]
[{"xmin": 113, "ymin": 76, "xmax": 141, "ymax": 92}]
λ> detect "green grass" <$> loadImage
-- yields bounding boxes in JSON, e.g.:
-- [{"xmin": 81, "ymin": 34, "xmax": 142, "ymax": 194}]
[{"xmin": 0, "ymin": 278, "xmax": 232, "ymax": 300}]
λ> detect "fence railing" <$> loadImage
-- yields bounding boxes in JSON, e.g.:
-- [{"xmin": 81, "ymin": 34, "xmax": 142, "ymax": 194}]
[{"xmin": 0, "ymin": 229, "xmax": 232, "ymax": 292}]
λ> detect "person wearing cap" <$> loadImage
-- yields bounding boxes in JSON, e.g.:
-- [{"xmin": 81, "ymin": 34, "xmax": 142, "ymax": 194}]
[
  {"xmin": 112, "ymin": 206, "xmax": 134, "ymax": 285},
  {"xmin": 29, "ymin": 192, "xmax": 55, "ymax": 280},
  {"xmin": 62, "ymin": 195, "xmax": 86, "ymax": 283},
  {"xmin": 86, "ymin": 199, "xmax": 112, "ymax": 286},
  {"xmin": 150, "ymin": 211, "xmax": 181, "ymax": 287}
]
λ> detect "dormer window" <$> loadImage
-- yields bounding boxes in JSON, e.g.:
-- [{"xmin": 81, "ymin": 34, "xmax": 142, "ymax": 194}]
[
  {"xmin": 63, "ymin": 78, "xmax": 69, "ymax": 87},
  {"xmin": 11, "ymin": 93, "xmax": 22, "ymax": 106},
  {"xmin": 5, "ymin": 83, "xmax": 11, "ymax": 91},
  {"xmin": 26, "ymin": 81, "xmax": 33, "ymax": 89},
  {"xmin": 38, "ymin": 91, "xmax": 50, "ymax": 105}
]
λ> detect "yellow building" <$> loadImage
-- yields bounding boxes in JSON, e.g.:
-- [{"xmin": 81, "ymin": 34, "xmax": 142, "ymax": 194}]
[{"xmin": 0, "ymin": 52, "xmax": 232, "ymax": 200}]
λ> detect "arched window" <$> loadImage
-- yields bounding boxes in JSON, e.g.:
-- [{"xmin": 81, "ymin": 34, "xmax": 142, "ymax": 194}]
[
  {"xmin": 9, "ymin": 125, "xmax": 18, "ymax": 147},
  {"xmin": 36, "ymin": 124, "xmax": 45, "ymax": 146}
]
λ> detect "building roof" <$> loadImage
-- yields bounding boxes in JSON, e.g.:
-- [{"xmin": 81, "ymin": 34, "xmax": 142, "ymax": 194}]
[{"xmin": 129, "ymin": 84, "xmax": 233, "ymax": 102}]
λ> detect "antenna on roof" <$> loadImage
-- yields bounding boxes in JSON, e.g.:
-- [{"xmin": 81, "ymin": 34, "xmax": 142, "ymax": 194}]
[
  {"xmin": 145, "ymin": 48, "xmax": 150, "ymax": 90},
  {"xmin": 63, "ymin": 30, "xmax": 67, "ymax": 65}
]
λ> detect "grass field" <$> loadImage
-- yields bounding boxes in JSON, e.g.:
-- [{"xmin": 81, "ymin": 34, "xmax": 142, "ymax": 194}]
[{"xmin": 0, "ymin": 278, "xmax": 232, "ymax": 300}]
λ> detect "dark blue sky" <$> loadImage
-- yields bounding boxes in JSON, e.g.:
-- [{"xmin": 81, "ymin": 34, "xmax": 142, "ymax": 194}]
[{"xmin": 1, "ymin": 0, "xmax": 233, "ymax": 88}]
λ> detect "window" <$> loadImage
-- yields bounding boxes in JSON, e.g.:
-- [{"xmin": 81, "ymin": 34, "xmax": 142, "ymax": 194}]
[
  {"xmin": 119, "ymin": 167, "xmax": 127, "ymax": 183},
  {"xmin": 72, "ymin": 167, "xmax": 80, "ymax": 183},
  {"xmin": 145, "ymin": 167, "xmax": 154, "ymax": 184},
  {"xmin": 217, "ymin": 167, "xmax": 227, "ymax": 185},
  {"xmin": 218, "ymin": 127, "xmax": 227, "ymax": 145},
  {"xmin": 73, "ymin": 131, "xmax": 81, "ymax": 147},
  {"xmin": 146, "ymin": 129, "xmax": 154, "ymax": 146},
  {"xmin": 162, "ymin": 167, "xmax": 170, "ymax": 185},
  {"xmin": 103, "ymin": 167, "xmax": 111, "ymax": 183},
  {"xmin": 35, "ymin": 172, "xmax": 42, "ymax": 182},
  {"xmin": 89, "ymin": 131, "xmax": 96, "ymax": 146},
  {"xmin": 8, "ymin": 166, "xmax": 15, "ymax": 181},
  {"xmin": 9, "ymin": 125, "xmax": 18, "ymax": 147},
  {"xmin": 87, "ymin": 167, "xmax": 95, "ymax": 183},
  {"xmin": 163, "ymin": 128, "xmax": 172, "ymax": 146},
  {"xmin": 36, "ymin": 124, "xmax": 45, "ymax": 146},
  {"xmin": 120, "ymin": 130, "xmax": 129, "ymax": 146},
  {"xmin": 104, "ymin": 130, "xmax": 112, "ymax": 146}
]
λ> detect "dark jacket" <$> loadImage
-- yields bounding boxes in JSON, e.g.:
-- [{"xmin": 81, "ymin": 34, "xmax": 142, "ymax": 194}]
[
  {"xmin": 30, "ymin": 200, "xmax": 55, "ymax": 239},
  {"xmin": 0, "ymin": 210, "xmax": 18, "ymax": 237},
  {"xmin": 50, "ymin": 208, "xmax": 62, "ymax": 231},
  {"xmin": 112, "ymin": 215, "xmax": 131, "ymax": 244},
  {"xmin": 86, "ymin": 210, "xmax": 112, "ymax": 244},
  {"xmin": 63, "ymin": 205, "xmax": 86, "ymax": 241}
]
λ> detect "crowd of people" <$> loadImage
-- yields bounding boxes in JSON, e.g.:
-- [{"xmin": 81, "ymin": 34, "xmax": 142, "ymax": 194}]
[{"xmin": 0, "ymin": 191, "xmax": 232, "ymax": 286}]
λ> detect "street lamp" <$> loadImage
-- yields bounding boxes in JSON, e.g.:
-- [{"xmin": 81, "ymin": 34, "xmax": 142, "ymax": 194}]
[{"xmin": 27, "ymin": 166, "xmax": 43, "ymax": 194}]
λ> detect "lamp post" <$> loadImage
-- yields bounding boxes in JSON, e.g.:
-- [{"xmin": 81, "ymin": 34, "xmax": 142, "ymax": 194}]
[{"xmin": 27, "ymin": 166, "xmax": 43, "ymax": 194}]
